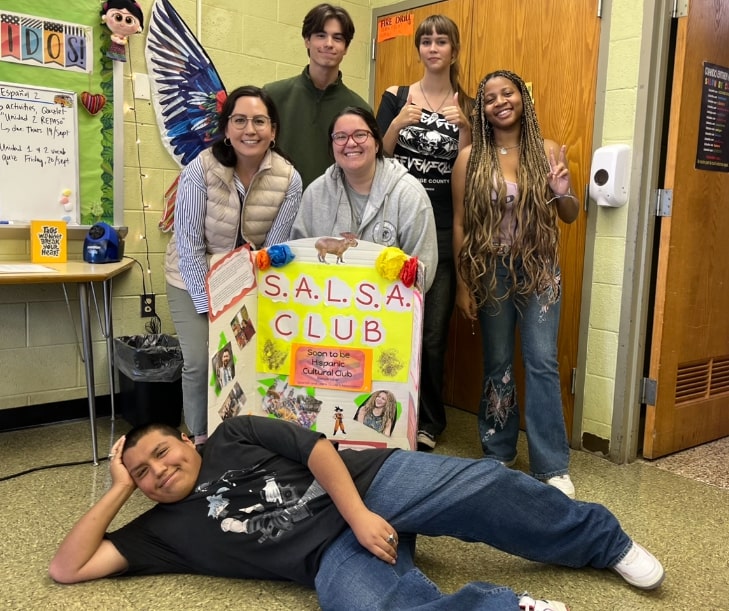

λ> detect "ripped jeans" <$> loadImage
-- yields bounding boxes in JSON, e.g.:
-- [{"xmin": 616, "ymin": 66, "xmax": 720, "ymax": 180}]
[{"xmin": 476, "ymin": 260, "xmax": 570, "ymax": 479}]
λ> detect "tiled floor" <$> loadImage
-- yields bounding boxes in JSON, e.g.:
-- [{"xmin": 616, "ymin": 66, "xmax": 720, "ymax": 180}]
[{"xmin": 1, "ymin": 407, "xmax": 728, "ymax": 610}]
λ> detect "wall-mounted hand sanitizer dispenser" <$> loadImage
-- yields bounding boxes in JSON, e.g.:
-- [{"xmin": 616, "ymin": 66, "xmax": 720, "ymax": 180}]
[{"xmin": 589, "ymin": 144, "xmax": 631, "ymax": 207}]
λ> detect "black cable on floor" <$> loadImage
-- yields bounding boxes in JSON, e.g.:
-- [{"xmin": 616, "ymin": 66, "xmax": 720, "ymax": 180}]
[{"xmin": 0, "ymin": 456, "xmax": 109, "ymax": 482}]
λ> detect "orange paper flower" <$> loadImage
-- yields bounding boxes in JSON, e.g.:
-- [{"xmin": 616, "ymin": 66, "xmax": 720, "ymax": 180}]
[{"xmin": 256, "ymin": 249, "xmax": 271, "ymax": 270}]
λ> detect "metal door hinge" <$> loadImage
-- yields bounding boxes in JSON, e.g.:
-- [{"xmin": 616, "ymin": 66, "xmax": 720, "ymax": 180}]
[
  {"xmin": 656, "ymin": 189, "xmax": 673, "ymax": 217},
  {"xmin": 371, "ymin": 38, "xmax": 376, "ymax": 61},
  {"xmin": 641, "ymin": 377, "xmax": 658, "ymax": 405},
  {"xmin": 673, "ymin": 0, "xmax": 688, "ymax": 18}
]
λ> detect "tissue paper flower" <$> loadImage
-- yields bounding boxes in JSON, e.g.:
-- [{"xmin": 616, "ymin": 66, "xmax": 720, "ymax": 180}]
[
  {"xmin": 375, "ymin": 247, "xmax": 408, "ymax": 281},
  {"xmin": 399, "ymin": 256, "xmax": 418, "ymax": 287},
  {"xmin": 256, "ymin": 249, "xmax": 271, "ymax": 270},
  {"xmin": 267, "ymin": 244, "xmax": 295, "ymax": 267}
]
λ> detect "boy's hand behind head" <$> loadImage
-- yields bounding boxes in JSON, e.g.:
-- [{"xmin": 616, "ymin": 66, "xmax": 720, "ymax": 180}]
[{"xmin": 109, "ymin": 435, "xmax": 136, "ymax": 491}]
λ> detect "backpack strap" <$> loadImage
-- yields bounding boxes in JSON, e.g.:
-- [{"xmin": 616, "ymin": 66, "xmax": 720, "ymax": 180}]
[{"xmin": 396, "ymin": 85, "xmax": 409, "ymax": 106}]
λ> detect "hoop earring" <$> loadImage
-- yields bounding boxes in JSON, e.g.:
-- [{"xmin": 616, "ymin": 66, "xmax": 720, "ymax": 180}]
[
  {"xmin": 270, "ymin": 139, "xmax": 276, "ymax": 149},
  {"xmin": 224, "ymin": 137, "xmax": 231, "ymax": 147}
]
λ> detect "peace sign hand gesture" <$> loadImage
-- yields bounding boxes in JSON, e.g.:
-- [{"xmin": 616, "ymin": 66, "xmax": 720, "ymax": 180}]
[{"xmin": 547, "ymin": 145, "xmax": 571, "ymax": 196}]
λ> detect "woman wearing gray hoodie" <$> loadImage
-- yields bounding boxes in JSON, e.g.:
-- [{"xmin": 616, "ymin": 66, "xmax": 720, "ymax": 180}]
[{"xmin": 291, "ymin": 106, "xmax": 437, "ymax": 292}]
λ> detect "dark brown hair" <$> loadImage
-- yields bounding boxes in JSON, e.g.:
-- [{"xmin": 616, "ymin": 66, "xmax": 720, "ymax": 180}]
[
  {"xmin": 302, "ymin": 4, "xmax": 355, "ymax": 47},
  {"xmin": 212, "ymin": 85, "xmax": 292, "ymax": 166},
  {"xmin": 122, "ymin": 423, "xmax": 183, "ymax": 457},
  {"xmin": 414, "ymin": 15, "xmax": 473, "ymax": 118},
  {"xmin": 328, "ymin": 106, "xmax": 385, "ymax": 160}
]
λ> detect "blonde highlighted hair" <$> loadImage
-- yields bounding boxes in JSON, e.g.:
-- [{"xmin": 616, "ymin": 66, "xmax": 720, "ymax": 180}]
[{"xmin": 459, "ymin": 70, "xmax": 560, "ymax": 308}]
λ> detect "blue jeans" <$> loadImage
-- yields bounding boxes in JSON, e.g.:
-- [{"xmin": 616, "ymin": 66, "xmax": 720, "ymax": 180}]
[
  {"xmin": 316, "ymin": 451, "xmax": 631, "ymax": 610},
  {"xmin": 166, "ymin": 283, "xmax": 209, "ymax": 437},
  {"xmin": 477, "ymin": 261, "xmax": 569, "ymax": 479}
]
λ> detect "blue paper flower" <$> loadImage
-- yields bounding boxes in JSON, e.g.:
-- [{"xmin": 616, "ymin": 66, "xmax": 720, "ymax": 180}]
[{"xmin": 268, "ymin": 244, "xmax": 295, "ymax": 267}]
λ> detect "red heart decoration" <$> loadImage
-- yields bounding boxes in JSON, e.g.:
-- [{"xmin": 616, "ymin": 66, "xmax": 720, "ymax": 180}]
[{"xmin": 81, "ymin": 91, "xmax": 107, "ymax": 115}]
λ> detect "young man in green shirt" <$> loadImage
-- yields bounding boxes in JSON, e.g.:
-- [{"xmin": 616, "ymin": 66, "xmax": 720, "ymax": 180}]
[{"xmin": 265, "ymin": 3, "xmax": 372, "ymax": 188}]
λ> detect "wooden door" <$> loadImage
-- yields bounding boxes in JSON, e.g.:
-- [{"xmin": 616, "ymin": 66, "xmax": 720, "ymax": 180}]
[
  {"xmin": 374, "ymin": 0, "xmax": 600, "ymax": 439},
  {"xmin": 643, "ymin": 3, "xmax": 729, "ymax": 458}
]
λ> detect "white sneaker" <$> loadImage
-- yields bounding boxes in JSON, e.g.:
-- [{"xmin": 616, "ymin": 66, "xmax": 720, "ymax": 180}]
[
  {"xmin": 545, "ymin": 474, "xmax": 575, "ymax": 499},
  {"xmin": 416, "ymin": 430, "xmax": 436, "ymax": 450},
  {"xmin": 518, "ymin": 593, "xmax": 569, "ymax": 611},
  {"xmin": 612, "ymin": 541, "xmax": 665, "ymax": 590}
]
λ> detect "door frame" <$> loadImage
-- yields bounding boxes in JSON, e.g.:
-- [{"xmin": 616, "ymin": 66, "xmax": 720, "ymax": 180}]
[{"xmin": 574, "ymin": 0, "xmax": 676, "ymax": 463}]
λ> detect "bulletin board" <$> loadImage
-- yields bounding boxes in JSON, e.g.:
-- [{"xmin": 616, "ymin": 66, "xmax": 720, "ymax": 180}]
[{"xmin": 0, "ymin": 1, "xmax": 122, "ymax": 227}]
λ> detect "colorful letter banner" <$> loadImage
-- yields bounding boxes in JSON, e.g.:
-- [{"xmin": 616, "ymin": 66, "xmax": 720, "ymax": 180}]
[{"xmin": 0, "ymin": 11, "xmax": 92, "ymax": 73}]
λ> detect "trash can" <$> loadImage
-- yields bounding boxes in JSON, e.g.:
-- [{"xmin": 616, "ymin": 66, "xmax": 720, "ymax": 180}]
[{"xmin": 114, "ymin": 334, "xmax": 184, "ymax": 428}]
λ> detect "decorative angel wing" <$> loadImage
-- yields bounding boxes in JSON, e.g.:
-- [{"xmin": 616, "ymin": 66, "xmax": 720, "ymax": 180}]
[
  {"xmin": 145, "ymin": 0, "xmax": 227, "ymax": 230},
  {"xmin": 145, "ymin": 0, "xmax": 226, "ymax": 167}
]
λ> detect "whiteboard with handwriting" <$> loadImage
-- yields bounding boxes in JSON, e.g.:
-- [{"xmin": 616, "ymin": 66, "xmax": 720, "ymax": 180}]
[{"xmin": 0, "ymin": 82, "xmax": 80, "ymax": 224}]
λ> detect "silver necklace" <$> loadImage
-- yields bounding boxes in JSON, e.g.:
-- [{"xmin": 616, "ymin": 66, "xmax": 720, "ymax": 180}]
[
  {"xmin": 418, "ymin": 80, "xmax": 452, "ymax": 113},
  {"xmin": 498, "ymin": 144, "xmax": 520, "ymax": 155}
]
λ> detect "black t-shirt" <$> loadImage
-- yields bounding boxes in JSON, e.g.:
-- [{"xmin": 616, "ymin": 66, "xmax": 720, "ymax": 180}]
[
  {"xmin": 376, "ymin": 87, "xmax": 460, "ymax": 231},
  {"xmin": 106, "ymin": 416, "xmax": 394, "ymax": 587}
]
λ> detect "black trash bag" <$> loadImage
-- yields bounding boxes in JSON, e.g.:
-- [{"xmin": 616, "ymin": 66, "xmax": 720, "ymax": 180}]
[{"xmin": 114, "ymin": 334, "xmax": 183, "ymax": 383}]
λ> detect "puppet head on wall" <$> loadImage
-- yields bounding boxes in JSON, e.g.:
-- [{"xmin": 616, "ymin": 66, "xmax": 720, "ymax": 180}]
[{"xmin": 100, "ymin": 0, "xmax": 144, "ymax": 62}]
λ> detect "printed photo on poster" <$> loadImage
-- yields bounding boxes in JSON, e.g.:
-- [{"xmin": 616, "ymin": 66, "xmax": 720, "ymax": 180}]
[
  {"xmin": 213, "ymin": 343, "xmax": 235, "ymax": 391},
  {"xmin": 353, "ymin": 389, "xmax": 398, "ymax": 437},
  {"xmin": 230, "ymin": 305, "xmax": 256, "ymax": 349},
  {"xmin": 259, "ymin": 377, "xmax": 322, "ymax": 429},
  {"xmin": 218, "ymin": 382, "xmax": 246, "ymax": 420}
]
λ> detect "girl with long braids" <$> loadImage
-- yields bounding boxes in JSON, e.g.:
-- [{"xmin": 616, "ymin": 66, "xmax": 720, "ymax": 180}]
[
  {"xmin": 375, "ymin": 15, "xmax": 473, "ymax": 450},
  {"xmin": 452, "ymin": 70, "xmax": 579, "ymax": 498}
]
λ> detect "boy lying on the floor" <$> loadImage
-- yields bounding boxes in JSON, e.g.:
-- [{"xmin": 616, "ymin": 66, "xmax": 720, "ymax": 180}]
[{"xmin": 49, "ymin": 416, "xmax": 664, "ymax": 611}]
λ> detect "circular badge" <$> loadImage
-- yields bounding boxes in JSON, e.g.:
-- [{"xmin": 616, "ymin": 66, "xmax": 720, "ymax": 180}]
[{"xmin": 373, "ymin": 221, "xmax": 397, "ymax": 246}]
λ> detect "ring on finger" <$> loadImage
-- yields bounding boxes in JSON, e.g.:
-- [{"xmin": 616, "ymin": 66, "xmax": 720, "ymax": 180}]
[{"xmin": 387, "ymin": 533, "xmax": 396, "ymax": 545}]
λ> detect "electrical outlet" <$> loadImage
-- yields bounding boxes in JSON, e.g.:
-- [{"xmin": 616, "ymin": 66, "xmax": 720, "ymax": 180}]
[{"xmin": 140, "ymin": 294, "xmax": 155, "ymax": 317}]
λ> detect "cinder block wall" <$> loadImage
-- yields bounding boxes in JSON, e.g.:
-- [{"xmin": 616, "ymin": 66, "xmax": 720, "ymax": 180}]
[
  {"xmin": 581, "ymin": 0, "xmax": 644, "ymax": 445},
  {"xmin": 0, "ymin": 0, "xmax": 371, "ymax": 412}
]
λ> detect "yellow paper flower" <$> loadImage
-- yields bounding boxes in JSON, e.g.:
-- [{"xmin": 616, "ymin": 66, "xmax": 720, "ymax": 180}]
[{"xmin": 375, "ymin": 247, "xmax": 408, "ymax": 281}]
